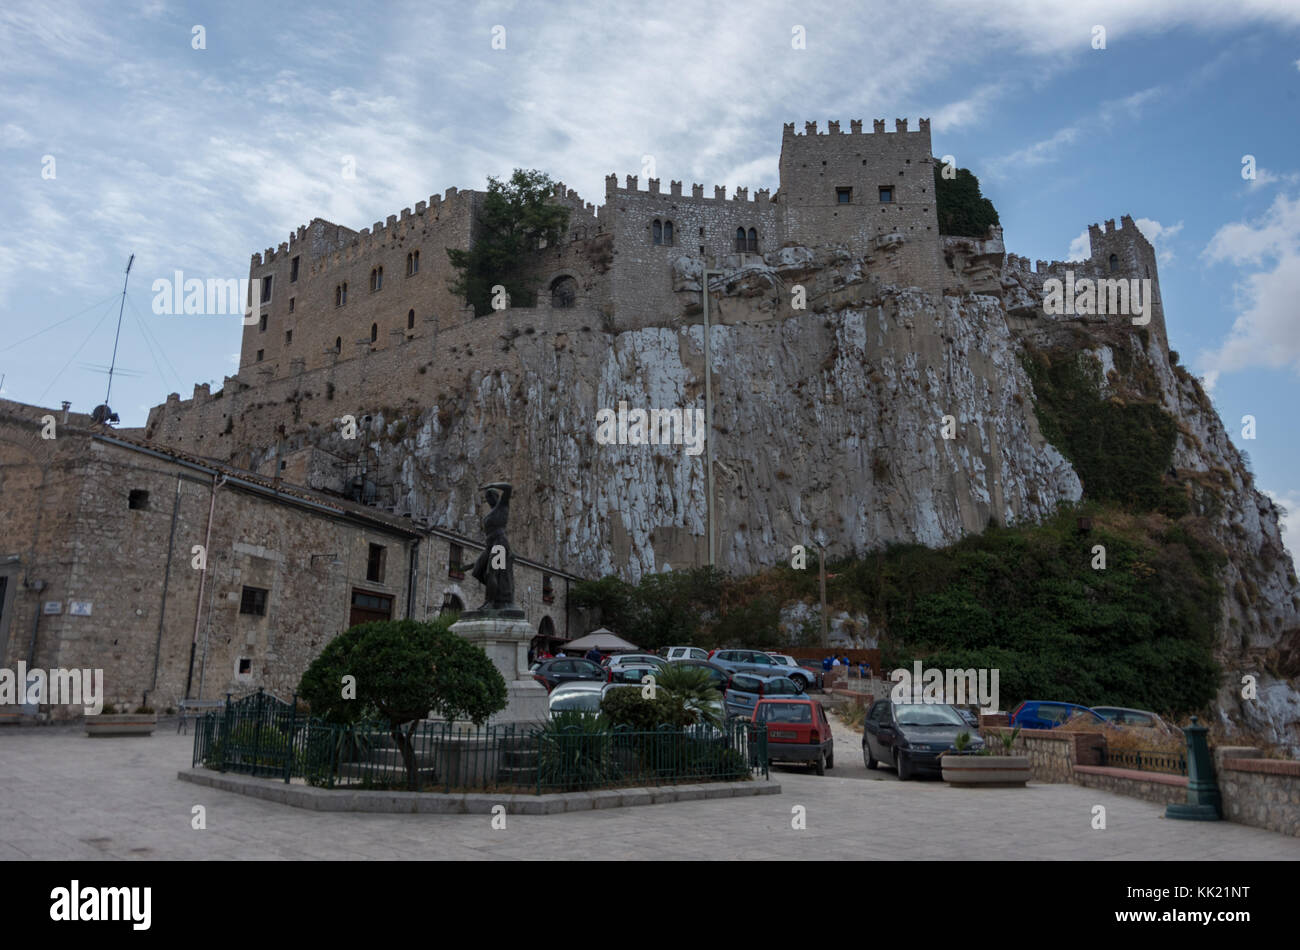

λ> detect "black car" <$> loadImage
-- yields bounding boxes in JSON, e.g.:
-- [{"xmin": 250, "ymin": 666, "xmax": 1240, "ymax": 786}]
[
  {"xmin": 861, "ymin": 700, "xmax": 983, "ymax": 780},
  {"xmin": 667, "ymin": 658, "xmax": 732, "ymax": 693},
  {"xmin": 532, "ymin": 657, "xmax": 606, "ymax": 693}
]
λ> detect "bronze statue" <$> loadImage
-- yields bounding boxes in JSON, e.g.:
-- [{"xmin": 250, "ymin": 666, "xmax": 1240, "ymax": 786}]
[{"xmin": 465, "ymin": 482, "xmax": 524, "ymax": 618}]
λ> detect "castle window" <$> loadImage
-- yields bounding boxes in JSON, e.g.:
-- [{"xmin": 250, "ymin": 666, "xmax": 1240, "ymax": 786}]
[
  {"xmin": 878, "ymin": 187, "xmax": 893, "ymax": 203},
  {"xmin": 747, "ymin": 228, "xmax": 758, "ymax": 253},
  {"xmin": 129, "ymin": 489, "xmax": 149, "ymax": 510},
  {"xmin": 288, "ymin": 297, "xmax": 295, "ymax": 313},
  {"xmin": 285, "ymin": 329, "xmax": 292, "ymax": 345},
  {"xmin": 1109, "ymin": 254, "xmax": 1119, "ymax": 273},
  {"xmin": 334, "ymin": 337, "xmax": 342, "ymax": 353},
  {"xmin": 240, "ymin": 586, "xmax": 268, "ymax": 616},
  {"xmin": 261, "ymin": 275, "xmax": 273, "ymax": 302},
  {"xmin": 407, "ymin": 251, "xmax": 419, "ymax": 276},
  {"xmin": 408, "ymin": 309, "xmax": 415, "ymax": 329},
  {"xmin": 663, "ymin": 220, "xmax": 673, "ymax": 245},
  {"xmin": 543, "ymin": 573, "xmax": 555, "ymax": 604},
  {"xmin": 370, "ymin": 267, "xmax": 383, "ymax": 292},
  {"xmin": 550, "ymin": 275, "xmax": 577, "ymax": 309},
  {"xmin": 370, "ymin": 323, "xmax": 378, "ymax": 343},
  {"xmin": 653, "ymin": 220, "xmax": 662, "ymax": 245},
  {"xmin": 735, "ymin": 228, "xmax": 747, "ymax": 252},
  {"xmin": 837, "ymin": 187, "xmax": 852, "ymax": 204},
  {"xmin": 367, "ymin": 544, "xmax": 386, "ymax": 583},
  {"xmin": 259, "ymin": 313, "xmax": 267, "ymax": 332},
  {"xmin": 290, "ymin": 256, "xmax": 299, "ymax": 282},
  {"xmin": 256, "ymin": 349, "xmax": 264, "ymax": 362},
  {"xmin": 336, "ymin": 283, "xmax": 347, "ymax": 307},
  {"xmin": 448, "ymin": 543, "xmax": 465, "ymax": 577}
]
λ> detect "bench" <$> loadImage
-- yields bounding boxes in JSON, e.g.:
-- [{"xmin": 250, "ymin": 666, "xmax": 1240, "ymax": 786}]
[{"xmin": 176, "ymin": 699, "xmax": 226, "ymax": 734}]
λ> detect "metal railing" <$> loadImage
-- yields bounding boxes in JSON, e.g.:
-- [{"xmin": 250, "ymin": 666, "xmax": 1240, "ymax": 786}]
[
  {"xmin": 192, "ymin": 690, "xmax": 767, "ymax": 793},
  {"xmin": 1101, "ymin": 747, "xmax": 1188, "ymax": 776}
]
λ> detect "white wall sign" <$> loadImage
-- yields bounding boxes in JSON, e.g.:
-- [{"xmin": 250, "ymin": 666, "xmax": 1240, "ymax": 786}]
[
  {"xmin": 69, "ymin": 601, "xmax": 92, "ymax": 616},
  {"xmin": 42, "ymin": 601, "xmax": 62, "ymax": 615}
]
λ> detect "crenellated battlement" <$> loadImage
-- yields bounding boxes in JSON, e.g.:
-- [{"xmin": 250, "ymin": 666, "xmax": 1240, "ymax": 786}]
[
  {"xmin": 603, "ymin": 172, "xmax": 773, "ymax": 205},
  {"xmin": 782, "ymin": 117, "xmax": 931, "ymax": 137}
]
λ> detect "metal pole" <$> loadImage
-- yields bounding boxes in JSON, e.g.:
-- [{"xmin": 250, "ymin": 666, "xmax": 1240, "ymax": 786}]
[
  {"xmin": 819, "ymin": 545, "xmax": 828, "ymax": 647},
  {"xmin": 186, "ymin": 474, "xmax": 225, "ymax": 698},
  {"xmin": 105, "ymin": 254, "xmax": 134, "ymax": 408}
]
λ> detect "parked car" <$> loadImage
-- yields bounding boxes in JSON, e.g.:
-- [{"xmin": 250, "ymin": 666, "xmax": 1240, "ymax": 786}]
[
  {"xmin": 710, "ymin": 649, "xmax": 805, "ymax": 689},
  {"xmin": 753, "ymin": 697, "xmax": 835, "ymax": 775},
  {"xmin": 603, "ymin": 653, "xmax": 667, "ymax": 672},
  {"xmin": 606, "ymin": 664, "xmax": 661, "ymax": 685},
  {"xmin": 532, "ymin": 657, "xmax": 607, "ymax": 693},
  {"xmin": 765, "ymin": 653, "xmax": 823, "ymax": 691},
  {"xmin": 1008, "ymin": 700, "xmax": 1105, "ymax": 730},
  {"xmin": 665, "ymin": 658, "xmax": 732, "ymax": 693},
  {"xmin": 663, "ymin": 646, "xmax": 710, "ymax": 661},
  {"xmin": 1090, "ymin": 706, "xmax": 1174, "ymax": 732},
  {"xmin": 723, "ymin": 672, "xmax": 800, "ymax": 720},
  {"xmin": 547, "ymin": 681, "xmax": 607, "ymax": 715},
  {"xmin": 862, "ymin": 700, "xmax": 984, "ymax": 780},
  {"xmin": 952, "ymin": 706, "xmax": 980, "ymax": 728}
]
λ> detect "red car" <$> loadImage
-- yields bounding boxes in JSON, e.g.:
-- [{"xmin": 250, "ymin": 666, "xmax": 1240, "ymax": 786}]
[{"xmin": 752, "ymin": 697, "xmax": 835, "ymax": 775}]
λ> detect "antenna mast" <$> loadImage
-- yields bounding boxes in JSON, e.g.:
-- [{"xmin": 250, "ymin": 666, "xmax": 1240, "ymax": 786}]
[{"xmin": 104, "ymin": 253, "xmax": 134, "ymax": 407}]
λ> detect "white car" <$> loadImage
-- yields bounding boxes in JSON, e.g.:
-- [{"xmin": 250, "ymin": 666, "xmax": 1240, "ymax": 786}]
[
  {"xmin": 664, "ymin": 646, "xmax": 709, "ymax": 661},
  {"xmin": 605, "ymin": 653, "xmax": 667, "ymax": 672}
]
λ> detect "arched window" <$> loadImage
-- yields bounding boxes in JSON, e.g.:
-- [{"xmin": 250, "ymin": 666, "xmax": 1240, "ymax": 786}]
[
  {"xmin": 335, "ymin": 283, "xmax": 347, "ymax": 307},
  {"xmin": 663, "ymin": 220, "xmax": 674, "ymax": 245},
  {"xmin": 334, "ymin": 336, "xmax": 341, "ymax": 353},
  {"xmin": 407, "ymin": 309, "xmax": 415, "ymax": 329},
  {"xmin": 735, "ymin": 228, "xmax": 747, "ymax": 253},
  {"xmin": 653, "ymin": 220, "xmax": 663, "ymax": 245},
  {"xmin": 1108, "ymin": 254, "xmax": 1119, "ymax": 273},
  {"xmin": 370, "ymin": 323, "xmax": 378, "ymax": 343},
  {"xmin": 407, "ymin": 251, "xmax": 419, "ymax": 276},
  {"xmin": 550, "ymin": 275, "xmax": 577, "ymax": 309},
  {"xmin": 370, "ymin": 267, "xmax": 383, "ymax": 292},
  {"xmin": 747, "ymin": 228, "xmax": 758, "ymax": 252}
]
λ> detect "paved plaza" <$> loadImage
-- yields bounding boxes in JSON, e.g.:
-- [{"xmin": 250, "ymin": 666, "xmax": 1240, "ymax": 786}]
[{"xmin": 1, "ymin": 724, "xmax": 1296, "ymax": 860}]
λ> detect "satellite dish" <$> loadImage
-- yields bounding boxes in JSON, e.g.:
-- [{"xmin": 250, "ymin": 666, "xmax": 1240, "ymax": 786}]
[{"xmin": 90, "ymin": 404, "xmax": 119, "ymax": 425}]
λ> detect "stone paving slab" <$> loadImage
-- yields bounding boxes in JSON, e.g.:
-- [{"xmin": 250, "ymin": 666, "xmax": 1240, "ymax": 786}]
[{"xmin": 1, "ymin": 728, "xmax": 1298, "ymax": 860}]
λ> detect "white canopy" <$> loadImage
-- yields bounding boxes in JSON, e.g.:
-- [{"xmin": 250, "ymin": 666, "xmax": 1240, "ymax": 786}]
[{"xmin": 564, "ymin": 628, "xmax": 639, "ymax": 652}]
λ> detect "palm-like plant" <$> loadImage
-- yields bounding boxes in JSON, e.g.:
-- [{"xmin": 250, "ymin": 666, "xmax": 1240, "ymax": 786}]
[{"xmin": 653, "ymin": 665, "xmax": 724, "ymax": 728}]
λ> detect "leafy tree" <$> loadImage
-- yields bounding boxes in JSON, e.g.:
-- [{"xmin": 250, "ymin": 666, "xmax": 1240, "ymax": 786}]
[
  {"xmin": 933, "ymin": 159, "xmax": 1000, "ymax": 237},
  {"xmin": 447, "ymin": 168, "xmax": 571, "ymax": 316},
  {"xmin": 298, "ymin": 616, "xmax": 506, "ymax": 787}
]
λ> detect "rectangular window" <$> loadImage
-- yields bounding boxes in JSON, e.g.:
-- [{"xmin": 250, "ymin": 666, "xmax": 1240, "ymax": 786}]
[
  {"xmin": 285, "ymin": 329, "xmax": 292, "ymax": 345},
  {"xmin": 542, "ymin": 573, "xmax": 555, "ymax": 604},
  {"xmin": 288, "ymin": 297, "xmax": 295, "ymax": 313},
  {"xmin": 128, "ymin": 489, "xmax": 149, "ymax": 510},
  {"xmin": 367, "ymin": 543, "xmax": 386, "ymax": 583},
  {"xmin": 256, "ymin": 349, "xmax": 264, "ymax": 362},
  {"xmin": 290, "ymin": 256, "xmax": 299, "ymax": 282},
  {"xmin": 836, "ymin": 187, "xmax": 852, "ymax": 204},
  {"xmin": 259, "ymin": 313, "xmax": 267, "ymax": 332},
  {"xmin": 261, "ymin": 275, "xmax": 273, "ymax": 302},
  {"xmin": 878, "ymin": 186, "xmax": 893, "ymax": 203},
  {"xmin": 240, "ymin": 586, "xmax": 268, "ymax": 616},
  {"xmin": 448, "ymin": 542, "xmax": 464, "ymax": 577},
  {"xmin": 238, "ymin": 657, "xmax": 252, "ymax": 674}
]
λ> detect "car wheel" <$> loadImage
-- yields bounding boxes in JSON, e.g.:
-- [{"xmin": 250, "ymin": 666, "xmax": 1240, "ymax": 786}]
[
  {"xmin": 863, "ymin": 742, "xmax": 877, "ymax": 770},
  {"xmin": 897, "ymin": 749, "xmax": 914, "ymax": 781},
  {"xmin": 815, "ymin": 751, "xmax": 826, "ymax": 776},
  {"xmin": 826, "ymin": 749, "xmax": 834, "ymax": 770},
  {"xmin": 792, "ymin": 676, "xmax": 806, "ymax": 694}
]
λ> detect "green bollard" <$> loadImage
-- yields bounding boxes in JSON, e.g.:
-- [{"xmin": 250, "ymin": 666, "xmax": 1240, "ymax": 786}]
[{"xmin": 1165, "ymin": 716, "xmax": 1221, "ymax": 821}]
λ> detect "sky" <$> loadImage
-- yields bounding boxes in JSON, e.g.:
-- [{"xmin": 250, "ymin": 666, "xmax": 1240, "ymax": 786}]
[{"xmin": 1, "ymin": 0, "xmax": 1298, "ymax": 552}]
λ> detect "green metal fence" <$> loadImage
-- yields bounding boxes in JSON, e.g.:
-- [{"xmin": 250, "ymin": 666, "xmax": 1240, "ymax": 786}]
[{"xmin": 192, "ymin": 691, "xmax": 768, "ymax": 793}]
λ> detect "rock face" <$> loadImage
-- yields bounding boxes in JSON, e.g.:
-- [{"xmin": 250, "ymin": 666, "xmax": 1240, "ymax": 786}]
[{"xmin": 156, "ymin": 241, "xmax": 1298, "ymax": 754}]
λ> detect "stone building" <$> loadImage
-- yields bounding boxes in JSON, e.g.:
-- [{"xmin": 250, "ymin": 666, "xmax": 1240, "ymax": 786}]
[{"xmin": 0, "ymin": 401, "xmax": 581, "ymax": 718}]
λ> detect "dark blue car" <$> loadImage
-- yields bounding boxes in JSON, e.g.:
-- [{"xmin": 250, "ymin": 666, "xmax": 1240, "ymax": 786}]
[{"xmin": 1008, "ymin": 700, "xmax": 1105, "ymax": 730}]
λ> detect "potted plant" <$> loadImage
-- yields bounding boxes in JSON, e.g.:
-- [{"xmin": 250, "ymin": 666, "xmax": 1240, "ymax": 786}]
[
  {"xmin": 86, "ymin": 701, "xmax": 158, "ymax": 737},
  {"xmin": 941, "ymin": 726, "xmax": 1029, "ymax": 787}
]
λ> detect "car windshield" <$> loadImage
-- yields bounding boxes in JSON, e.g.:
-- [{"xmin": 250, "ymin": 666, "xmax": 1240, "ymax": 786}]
[
  {"xmin": 551, "ymin": 693, "xmax": 602, "ymax": 711},
  {"xmin": 758, "ymin": 703, "xmax": 812, "ymax": 723},
  {"xmin": 895, "ymin": 703, "xmax": 964, "ymax": 726},
  {"xmin": 764, "ymin": 677, "xmax": 799, "ymax": 695},
  {"xmin": 612, "ymin": 668, "xmax": 656, "ymax": 683}
]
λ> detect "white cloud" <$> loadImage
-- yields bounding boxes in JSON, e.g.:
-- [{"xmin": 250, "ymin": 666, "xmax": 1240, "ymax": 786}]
[
  {"xmin": 1067, "ymin": 229, "xmax": 1091, "ymax": 261},
  {"xmin": 1134, "ymin": 217, "xmax": 1183, "ymax": 264},
  {"xmin": 931, "ymin": 84, "xmax": 1007, "ymax": 133},
  {"xmin": 1264, "ymin": 489, "xmax": 1300, "ymax": 561},
  {"xmin": 1247, "ymin": 167, "xmax": 1300, "ymax": 190},
  {"xmin": 1197, "ymin": 194, "xmax": 1300, "ymax": 381}
]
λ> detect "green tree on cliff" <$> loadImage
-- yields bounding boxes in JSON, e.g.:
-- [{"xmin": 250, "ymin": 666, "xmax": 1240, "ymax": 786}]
[
  {"xmin": 447, "ymin": 168, "xmax": 571, "ymax": 316},
  {"xmin": 933, "ymin": 158, "xmax": 1000, "ymax": 237}
]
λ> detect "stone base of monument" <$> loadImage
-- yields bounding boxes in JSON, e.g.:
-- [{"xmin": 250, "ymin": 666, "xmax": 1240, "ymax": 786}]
[{"xmin": 449, "ymin": 615, "xmax": 548, "ymax": 725}]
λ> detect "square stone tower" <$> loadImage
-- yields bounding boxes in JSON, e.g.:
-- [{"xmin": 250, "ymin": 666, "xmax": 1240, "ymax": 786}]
[{"xmin": 777, "ymin": 118, "xmax": 943, "ymax": 293}]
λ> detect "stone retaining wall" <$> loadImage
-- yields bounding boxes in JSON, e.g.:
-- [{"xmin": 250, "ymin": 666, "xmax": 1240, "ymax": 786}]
[
  {"xmin": 981, "ymin": 727, "xmax": 1104, "ymax": 783},
  {"xmin": 1214, "ymin": 746, "xmax": 1300, "ymax": 837},
  {"xmin": 1071, "ymin": 765, "xmax": 1187, "ymax": 805}
]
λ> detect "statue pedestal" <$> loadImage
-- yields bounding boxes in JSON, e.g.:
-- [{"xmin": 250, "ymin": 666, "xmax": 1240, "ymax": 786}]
[{"xmin": 449, "ymin": 615, "xmax": 547, "ymax": 725}]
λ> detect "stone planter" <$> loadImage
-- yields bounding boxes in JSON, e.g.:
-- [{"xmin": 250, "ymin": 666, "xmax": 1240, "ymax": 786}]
[
  {"xmin": 941, "ymin": 754, "xmax": 1030, "ymax": 787},
  {"xmin": 86, "ymin": 713, "xmax": 157, "ymax": 737}
]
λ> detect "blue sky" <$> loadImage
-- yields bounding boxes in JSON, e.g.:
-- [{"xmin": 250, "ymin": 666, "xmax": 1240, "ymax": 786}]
[{"xmin": 2, "ymin": 1, "xmax": 1298, "ymax": 551}]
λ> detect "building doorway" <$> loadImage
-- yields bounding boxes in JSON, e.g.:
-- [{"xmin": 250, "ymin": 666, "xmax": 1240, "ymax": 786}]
[{"xmin": 349, "ymin": 588, "xmax": 393, "ymax": 627}]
